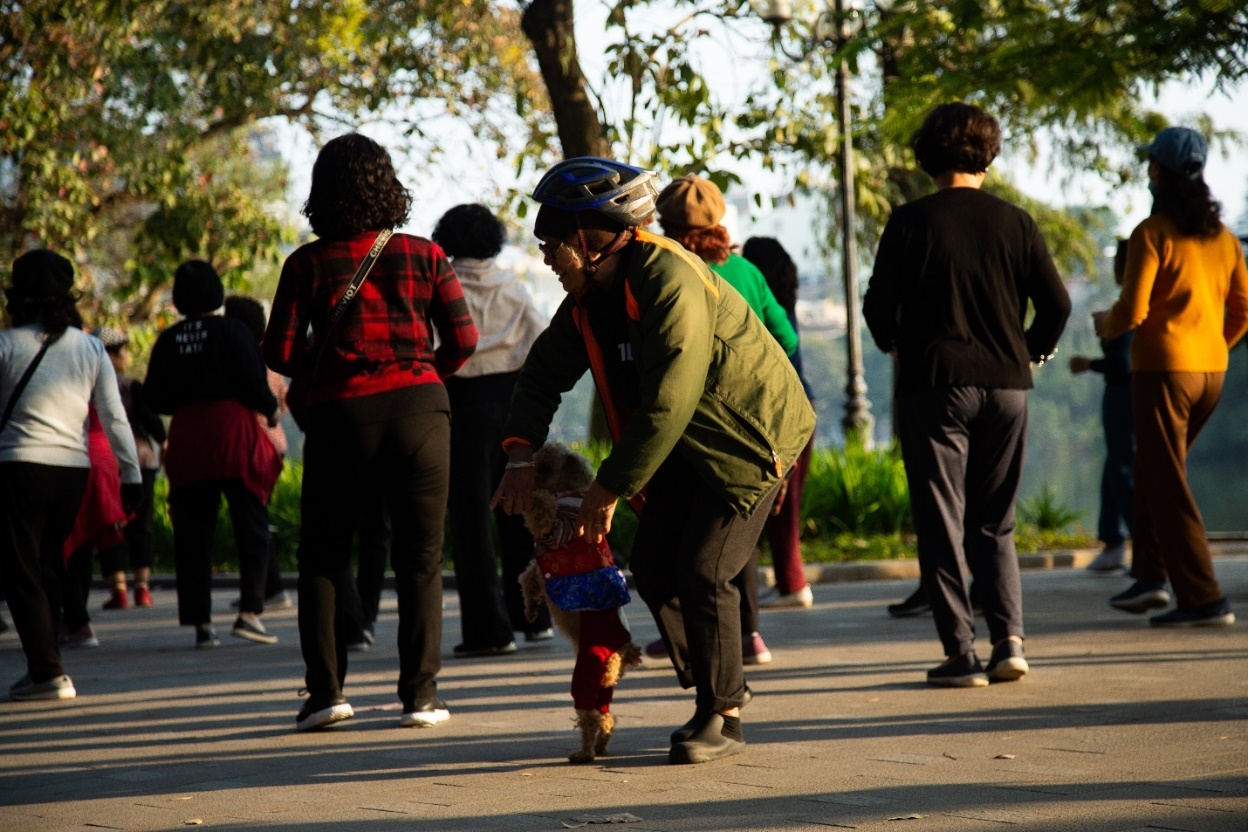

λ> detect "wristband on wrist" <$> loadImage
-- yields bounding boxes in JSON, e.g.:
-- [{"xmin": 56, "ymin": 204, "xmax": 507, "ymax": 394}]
[{"xmin": 504, "ymin": 460, "xmax": 535, "ymax": 470}]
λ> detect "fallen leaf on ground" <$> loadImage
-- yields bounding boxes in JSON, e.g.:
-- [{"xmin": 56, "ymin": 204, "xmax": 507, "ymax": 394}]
[
  {"xmin": 994, "ymin": 754, "xmax": 1017, "ymax": 760},
  {"xmin": 885, "ymin": 814, "xmax": 924, "ymax": 821}
]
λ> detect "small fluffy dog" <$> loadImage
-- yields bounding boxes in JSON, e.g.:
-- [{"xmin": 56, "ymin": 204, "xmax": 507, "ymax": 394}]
[{"xmin": 518, "ymin": 442, "xmax": 642, "ymax": 763}]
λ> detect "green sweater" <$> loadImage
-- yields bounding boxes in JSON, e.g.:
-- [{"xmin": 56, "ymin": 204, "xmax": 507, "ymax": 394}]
[
  {"xmin": 710, "ymin": 254, "xmax": 798, "ymax": 356},
  {"xmin": 505, "ymin": 230, "xmax": 816, "ymax": 518}
]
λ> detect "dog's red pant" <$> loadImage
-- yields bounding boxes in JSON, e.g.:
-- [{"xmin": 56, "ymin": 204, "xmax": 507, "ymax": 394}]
[{"xmin": 571, "ymin": 608, "xmax": 632, "ymax": 713}]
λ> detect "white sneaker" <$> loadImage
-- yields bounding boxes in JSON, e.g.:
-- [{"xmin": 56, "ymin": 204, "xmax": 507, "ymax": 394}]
[
  {"xmin": 1086, "ymin": 544, "xmax": 1128, "ymax": 574},
  {"xmin": 760, "ymin": 584, "xmax": 814, "ymax": 608},
  {"xmin": 400, "ymin": 698, "xmax": 450, "ymax": 728},
  {"xmin": 10, "ymin": 674, "xmax": 76, "ymax": 701},
  {"xmin": 296, "ymin": 700, "xmax": 354, "ymax": 731}
]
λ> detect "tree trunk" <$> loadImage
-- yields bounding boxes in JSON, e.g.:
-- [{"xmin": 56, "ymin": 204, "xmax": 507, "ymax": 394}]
[{"xmin": 521, "ymin": 0, "xmax": 609, "ymax": 158}]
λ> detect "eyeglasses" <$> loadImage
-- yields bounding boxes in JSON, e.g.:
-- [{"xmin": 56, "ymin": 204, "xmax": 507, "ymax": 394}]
[{"xmin": 538, "ymin": 241, "xmax": 565, "ymax": 258}]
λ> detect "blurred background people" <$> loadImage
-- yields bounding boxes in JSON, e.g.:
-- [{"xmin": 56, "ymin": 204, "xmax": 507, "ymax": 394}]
[
  {"xmin": 92, "ymin": 325, "xmax": 164, "ymax": 610},
  {"xmin": 0, "ymin": 249, "xmax": 140, "ymax": 701},
  {"xmin": 433, "ymin": 202, "xmax": 550, "ymax": 656},
  {"xmin": 145, "ymin": 261, "xmax": 282, "ymax": 649},
  {"xmin": 742, "ymin": 236, "xmax": 816, "ymax": 609},
  {"xmin": 224, "ymin": 296, "xmax": 293, "ymax": 613},
  {"xmin": 1069, "ymin": 240, "xmax": 1135, "ymax": 575}
]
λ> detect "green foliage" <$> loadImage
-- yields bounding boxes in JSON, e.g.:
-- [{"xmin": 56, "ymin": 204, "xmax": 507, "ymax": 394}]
[
  {"xmin": 1017, "ymin": 483, "xmax": 1083, "ymax": 532},
  {"xmin": 801, "ymin": 442, "xmax": 912, "ymax": 537},
  {"xmin": 1, "ymin": 0, "xmax": 544, "ymax": 322}
]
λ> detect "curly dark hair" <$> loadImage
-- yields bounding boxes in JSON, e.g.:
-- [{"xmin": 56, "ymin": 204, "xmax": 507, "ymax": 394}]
[
  {"xmin": 910, "ymin": 102, "xmax": 1001, "ymax": 177},
  {"xmin": 742, "ymin": 236, "xmax": 799, "ymax": 312},
  {"xmin": 665, "ymin": 225, "xmax": 732, "ymax": 266},
  {"xmin": 224, "ymin": 295, "xmax": 268, "ymax": 343},
  {"xmin": 1150, "ymin": 166, "xmax": 1222, "ymax": 238},
  {"xmin": 432, "ymin": 203, "xmax": 507, "ymax": 259},
  {"xmin": 302, "ymin": 133, "xmax": 412, "ymax": 240}
]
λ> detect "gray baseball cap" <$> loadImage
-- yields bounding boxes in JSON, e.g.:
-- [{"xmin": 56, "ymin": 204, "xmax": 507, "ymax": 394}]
[{"xmin": 1137, "ymin": 126, "xmax": 1207, "ymax": 180}]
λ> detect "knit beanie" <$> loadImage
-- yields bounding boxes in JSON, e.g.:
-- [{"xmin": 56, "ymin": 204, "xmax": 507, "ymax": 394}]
[
  {"xmin": 655, "ymin": 175, "xmax": 726, "ymax": 231},
  {"xmin": 8, "ymin": 249, "xmax": 74, "ymax": 300},
  {"xmin": 172, "ymin": 260, "xmax": 224, "ymax": 316}
]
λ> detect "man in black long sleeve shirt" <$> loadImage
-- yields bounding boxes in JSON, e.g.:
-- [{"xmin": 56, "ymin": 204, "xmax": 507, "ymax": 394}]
[{"xmin": 863, "ymin": 103, "xmax": 1070, "ymax": 689}]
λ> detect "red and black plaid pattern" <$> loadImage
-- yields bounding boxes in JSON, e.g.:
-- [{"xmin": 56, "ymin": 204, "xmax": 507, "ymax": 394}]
[{"xmin": 264, "ymin": 231, "xmax": 478, "ymax": 404}]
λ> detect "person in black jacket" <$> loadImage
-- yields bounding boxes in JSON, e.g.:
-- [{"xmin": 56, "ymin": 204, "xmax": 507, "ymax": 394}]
[
  {"xmin": 864, "ymin": 102, "xmax": 1071, "ymax": 688},
  {"xmin": 145, "ymin": 261, "xmax": 281, "ymax": 649}
]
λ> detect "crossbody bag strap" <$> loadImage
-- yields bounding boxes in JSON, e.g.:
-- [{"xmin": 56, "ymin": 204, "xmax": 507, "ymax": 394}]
[
  {"xmin": 0, "ymin": 335, "xmax": 52, "ymax": 434},
  {"xmin": 309, "ymin": 228, "xmax": 393, "ymax": 381}
]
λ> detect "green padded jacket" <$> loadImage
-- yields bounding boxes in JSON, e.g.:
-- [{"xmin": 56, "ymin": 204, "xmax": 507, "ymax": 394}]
[{"xmin": 504, "ymin": 229, "xmax": 816, "ymax": 518}]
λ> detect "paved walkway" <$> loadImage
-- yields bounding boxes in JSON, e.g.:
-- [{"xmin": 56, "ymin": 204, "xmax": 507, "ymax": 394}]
[{"xmin": 2, "ymin": 558, "xmax": 1246, "ymax": 831}]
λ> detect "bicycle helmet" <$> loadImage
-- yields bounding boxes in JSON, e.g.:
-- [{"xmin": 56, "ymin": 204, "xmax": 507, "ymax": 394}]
[{"xmin": 531, "ymin": 157, "xmax": 658, "ymax": 226}]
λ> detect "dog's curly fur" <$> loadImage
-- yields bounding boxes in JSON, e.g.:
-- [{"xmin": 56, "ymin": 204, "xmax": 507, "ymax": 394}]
[{"xmin": 517, "ymin": 441, "xmax": 642, "ymax": 763}]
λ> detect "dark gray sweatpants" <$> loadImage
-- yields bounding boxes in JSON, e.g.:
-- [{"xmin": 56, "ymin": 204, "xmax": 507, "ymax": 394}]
[{"xmin": 897, "ymin": 386, "xmax": 1027, "ymax": 658}]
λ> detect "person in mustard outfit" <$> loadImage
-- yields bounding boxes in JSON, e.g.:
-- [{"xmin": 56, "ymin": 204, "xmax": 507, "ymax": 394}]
[{"xmin": 1097, "ymin": 126, "xmax": 1248, "ymax": 626}]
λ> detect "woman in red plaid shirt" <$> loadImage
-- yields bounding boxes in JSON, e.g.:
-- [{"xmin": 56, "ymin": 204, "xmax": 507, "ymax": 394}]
[{"xmin": 263, "ymin": 133, "xmax": 478, "ymax": 732}]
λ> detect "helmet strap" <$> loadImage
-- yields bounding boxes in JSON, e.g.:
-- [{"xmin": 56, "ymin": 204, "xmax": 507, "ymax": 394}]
[{"xmin": 577, "ymin": 217, "xmax": 634, "ymax": 276}]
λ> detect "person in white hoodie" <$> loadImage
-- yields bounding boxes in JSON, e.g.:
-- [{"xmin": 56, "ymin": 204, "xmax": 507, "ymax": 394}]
[
  {"xmin": 0, "ymin": 249, "xmax": 141, "ymax": 701},
  {"xmin": 433, "ymin": 204, "xmax": 552, "ymax": 654}
]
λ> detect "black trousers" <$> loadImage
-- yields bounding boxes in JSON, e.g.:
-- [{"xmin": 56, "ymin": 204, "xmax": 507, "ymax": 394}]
[
  {"xmin": 168, "ymin": 478, "xmax": 270, "ymax": 625},
  {"xmin": 98, "ymin": 467, "xmax": 158, "ymax": 576},
  {"xmin": 445, "ymin": 373, "xmax": 547, "ymax": 646},
  {"xmin": 298, "ymin": 393, "xmax": 450, "ymax": 708},
  {"xmin": 62, "ymin": 545, "xmax": 93, "ymax": 631},
  {"xmin": 630, "ymin": 454, "xmax": 778, "ymax": 714},
  {"xmin": 1097, "ymin": 381, "xmax": 1134, "ymax": 549},
  {"xmin": 0, "ymin": 463, "xmax": 88, "ymax": 683},
  {"xmin": 341, "ymin": 494, "xmax": 390, "ymax": 643},
  {"xmin": 897, "ymin": 387, "xmax": 1027, "ymax": 658}
]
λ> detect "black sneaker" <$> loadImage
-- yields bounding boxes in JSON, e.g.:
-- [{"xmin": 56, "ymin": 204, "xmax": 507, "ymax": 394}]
[
  {"xmin": 985, "ymin": 640, "xmax": 1028, "ymax": 682},
  {"xmin": 524, "ymin": 628, "xmax": 555, "ymax": 642},
  {"xmin": 451, "ymin": 641, "xmax": 517, "ymax": 658},
  {"xmin": 1109, "ymin": 580, "xmax": 1171, "ymax": 614},
  {"xmin": 926, "ymin": 652, "xmax": 989, "ymax": 687},
  {"xmin": 888, "ymin": 586, "xmax": 930, "ymax": 618},
  {"xmin": 232, "ymin": 616, "xmax": 278, "ymax": 644},
  {"xmin": 195, "ymin": 624, "xmax": 220, "ymax": 650},
  {"xmin": 1150, "ymin": 597, "xmax": 1235, "ymax": 627},
  {"xmin": 400, "ymin": 697, "xmax": 450, "ymax": 728},
  {"xmin": 671, "ymin": 686, "xmax": 753, "ymax": 743},
  {"xmin": 670, "ymin": 713, "xmax": 745, "ymax": 764},
  {"xmin": 296, "ymin": 694, "xmax": 353, "ymax": 731}
]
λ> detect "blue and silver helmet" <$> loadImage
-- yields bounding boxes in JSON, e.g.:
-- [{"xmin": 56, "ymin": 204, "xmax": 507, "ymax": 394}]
[{"xmin": 531, "ymin": 157, "xmax": 658, "ymax": 226}]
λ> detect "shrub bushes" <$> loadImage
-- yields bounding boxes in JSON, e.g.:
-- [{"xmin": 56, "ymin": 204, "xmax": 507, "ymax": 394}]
[{"xmin": 150, "ymin": 443, "xmax": 1090, "ymax": 572}]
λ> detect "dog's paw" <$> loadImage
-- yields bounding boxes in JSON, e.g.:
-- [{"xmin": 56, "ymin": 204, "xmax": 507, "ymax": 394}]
[{"xmin": 568, "ymin": 749, "xmax": 596, "ymax": 764}]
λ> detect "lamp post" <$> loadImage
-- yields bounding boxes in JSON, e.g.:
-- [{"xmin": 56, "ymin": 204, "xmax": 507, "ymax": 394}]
[{"xmin": 751, "ymin": 0, "xmax": 878, "ymax": 446}]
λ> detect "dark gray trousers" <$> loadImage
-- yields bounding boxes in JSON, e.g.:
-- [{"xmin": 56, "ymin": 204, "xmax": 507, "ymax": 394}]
[{"xmin": 897, "ymin": 387, "xmax": 1027, "ymax": 658}]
